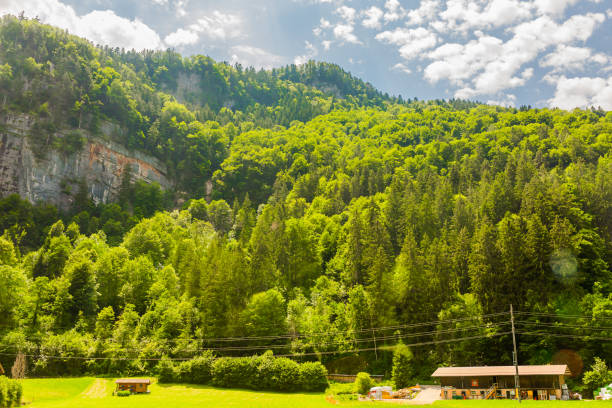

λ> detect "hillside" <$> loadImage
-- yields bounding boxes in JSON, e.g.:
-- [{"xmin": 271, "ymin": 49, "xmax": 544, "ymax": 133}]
[{"xmin": 0, "ymin": 15, "xmax": 611, "ymax": 384}]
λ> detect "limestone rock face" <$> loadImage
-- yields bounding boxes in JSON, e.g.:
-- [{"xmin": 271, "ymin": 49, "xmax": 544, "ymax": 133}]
[{"xmin": 0, "ymin": 114, "xmax": 170, "ymax": 210}]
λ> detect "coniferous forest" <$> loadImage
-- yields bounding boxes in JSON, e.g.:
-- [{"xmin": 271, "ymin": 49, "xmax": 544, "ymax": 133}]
[{"xmin": 0, "ymin": 15, "xmax": 611, "ymax": 388}]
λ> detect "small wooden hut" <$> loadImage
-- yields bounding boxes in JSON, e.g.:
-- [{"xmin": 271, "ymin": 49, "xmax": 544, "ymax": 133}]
[{"xmin": 115, "ymin": 378, "xmax": 151, "ymax": 394}]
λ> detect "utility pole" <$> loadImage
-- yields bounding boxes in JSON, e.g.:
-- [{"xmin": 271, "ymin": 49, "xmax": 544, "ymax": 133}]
[{"xmin": 511, "ymin": 304, "xmax": 521, "ymax": 403}]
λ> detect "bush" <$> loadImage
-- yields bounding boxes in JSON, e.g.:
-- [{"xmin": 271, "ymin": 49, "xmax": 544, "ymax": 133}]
[
  {"xmin": 355, "ymin": 372, "xmax": 374, "ymax": 395},
  {"xmin": 211, "ymin": 353, "xmax": 329, "ymax": 392},
  {"xmin": 156, "ymin": 356, "xmax": 177, "ymax": 384},
  {"xmin": 392, "ymin": 343, "xmax": 414, "ymax": 389},
  {"xmin": 211, "ymin": 356, "xmax": 258, "ymax": 389},
  {"xmin": 116, "ymin": 390, "xmax": 130, "ymax": 397},
  {"xmin": 176, "ymin": 351, "xmax": 215, "ymax": 384},
  {"xmin": 256, "ymin": 353, "xmax": 300, "ymax": 391},
  {"xmin": 583, "ymin": 357, "xmax": 612, "ymax": 398},
  {"xmin": 0, "ymin": 375, "xmax": 22, "ymax": 407},
  {"xmin": 299, "ymin": 362, "xmax": 329, "ymax": 391}
]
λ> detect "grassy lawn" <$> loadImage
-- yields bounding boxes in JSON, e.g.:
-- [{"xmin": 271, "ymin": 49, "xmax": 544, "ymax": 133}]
[
  {"xmin": 20, "ymin": 377, "xmax": 368, "ymax": 408},
  {"xmin": 18, "ymin": 378, "xmax": 612, "ymax": 407},
  {"xmin": 433, "ymin": 401, "xmax": 612, "ymax": 407}
]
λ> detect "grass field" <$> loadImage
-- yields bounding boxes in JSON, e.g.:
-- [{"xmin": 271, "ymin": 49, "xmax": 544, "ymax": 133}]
[{"xmin": 19, "ymin": 378, "xmax": 612, "ymax": 407}]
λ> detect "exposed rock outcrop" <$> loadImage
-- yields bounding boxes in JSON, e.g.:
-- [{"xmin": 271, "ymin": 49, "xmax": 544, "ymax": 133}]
[{"xmin": 0, "ymin": 114, "xmax": 170, "ymax": 210}]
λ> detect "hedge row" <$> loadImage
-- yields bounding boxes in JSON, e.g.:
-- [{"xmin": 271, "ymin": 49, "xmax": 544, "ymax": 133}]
[
  {"xmin": 0, "ymin": 376, "xmax": 22, "ymax": 408},
  {"xmin": 157, "ymin": 351, "xmax": 328, "ymax": 392}
]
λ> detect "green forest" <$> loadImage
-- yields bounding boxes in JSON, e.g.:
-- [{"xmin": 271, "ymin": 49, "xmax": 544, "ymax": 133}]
[{"xmin": 0, "ymin": 14, "xmax": 611, "ymax": 391}]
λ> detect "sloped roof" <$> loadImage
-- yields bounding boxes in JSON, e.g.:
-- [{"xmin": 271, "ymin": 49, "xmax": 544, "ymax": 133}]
[
  {"xmin": 115, "ymin": 378, "xmax": 151, "ymax": 384},
  {"xmin": 432, "ymin": 365, "xmax": 570, "ymax": 377}
]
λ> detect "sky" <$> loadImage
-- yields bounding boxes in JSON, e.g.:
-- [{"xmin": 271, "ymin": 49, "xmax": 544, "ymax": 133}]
[{"xmin": 1, "ymin": 0, "xmax": 612, "ymax": 110}]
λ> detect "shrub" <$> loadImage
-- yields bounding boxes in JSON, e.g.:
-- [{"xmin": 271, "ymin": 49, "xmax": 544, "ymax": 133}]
[
  {"xmin": 0, "ymin": 375, "xmax": 22, "ymax": 407},
  {"xmin": 211, "ymin": 356, "xmax": 258, "ymax": 389},
  {"xmin": 156, "ymin": 356, "xmax": 177, "ymax": 383},
  {"xmin": 583, "ymin": 357, "xmax": 612, "ymax": 398},
  {"xmin": 211, "ymin": 353, "xmax": 328, "ymax": 392},
  {"xmin": 176, "ymin": 351, "xmax": 215, "ymax": 384},
  {"xmin": 392, "ymin": 343, "xmax": 414, "ymax": 389},
  {"xmin": 299, "ymin": 362, "xmax": 329, "ymax": 392},
  {"xmin": 355, "ymin": 372, "xmax": 373, "ymax": 395},
  {"xmin": 255, "ymin": 353, "xmax": 300, "ymax": 391},
  {"xmin": 116, "ymin": 390, "xmax": 130, "ymax": 397}
]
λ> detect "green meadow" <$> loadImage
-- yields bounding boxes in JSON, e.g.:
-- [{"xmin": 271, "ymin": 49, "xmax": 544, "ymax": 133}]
[{"xmin": 18, "ymin": 378, "xmax": 612, "ymax": 408}]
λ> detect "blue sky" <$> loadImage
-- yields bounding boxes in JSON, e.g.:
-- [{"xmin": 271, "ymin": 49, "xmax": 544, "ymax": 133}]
[{"xmin": 2, "ymin": 0, "xmax": 612, "ymax": 109}]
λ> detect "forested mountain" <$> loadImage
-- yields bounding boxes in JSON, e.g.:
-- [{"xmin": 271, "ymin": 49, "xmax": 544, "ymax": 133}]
[{"xmin": 0, "ymin": 15, "xmax": 611, "ymax": 385}]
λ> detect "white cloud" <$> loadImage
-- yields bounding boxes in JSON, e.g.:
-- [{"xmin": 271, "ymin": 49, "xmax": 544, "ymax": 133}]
[
  {"xmin": 383, "ymin": 0, "xmax": 405, "ymax": 22},
  {"xmin": 162, "ymin": 10, "xmax": 241, "ymax": 48},
  {"xmin": 191, "ymin": 11, "xmax": 242, "ymax": 40},
  {"xmin": 164, "ymin": 28, "xmax": 198, "ymax": 47},
  {"xmin": 533, "ymin": 0, "xmax": 579, "ymax": 16},
  {"xmin": 423, "ymin": 12, "xmax": 606, "ymax": 97},
  {"xmin": 333, "ymin": 24, "xmax": 361, "ymax": 44},
  {"xmin": 294, "ymin": 41, "xmax": 318, "ymax": 65},
  {"xmin": 322, "ymin": 40, "xmax": 332, "ymax": 50},
  {"xmin": 607, "ymin": 9, "xmax": 612, "ymax": 18},
  {"xmin": 313, "ymin": 18, "xmax": 331, "ymax": 36},
  {"xmin": 487, "ymin": 93, "xmax": 517, "ymax": 107},
  {"xmin": 437, "ymin": 0, "xmax": 532, "ymax": 32},
  {"xmin": 1, "ymin": 0, "xmax": 163, "ymax": 50},
  {"xmin": 336, "ymin": 6, "xmax": 357, "ymax": 23},
  {"xmin": 540, "ymin": 45, "xmax": 610, "ymax": 72},
  {"xmin": 392, "ymin": 62, "xmax": 412, "ymax": 74},
  {"xmin": 230, "ymin": 45, "xmax": 285, "ymax": 69},
  {"xmin": 406, "ymin": 0, "xmax": 441, "ymax": 26},
  {"xmin": 361, "ymin": 6, "xmax": 383, "ymax": 29},
  {"xmin": 547, "ymin": 76, "xmax": 612, "ymax": 110},
  {"xmin": 376, "ymin": 27, "xmax": 438, "ymax": 60}
]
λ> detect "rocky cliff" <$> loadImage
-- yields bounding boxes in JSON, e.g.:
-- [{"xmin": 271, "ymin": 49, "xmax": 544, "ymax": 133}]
[{"xmin": 0, "ymin": 114, "xmax": 170, "ymax": 210}]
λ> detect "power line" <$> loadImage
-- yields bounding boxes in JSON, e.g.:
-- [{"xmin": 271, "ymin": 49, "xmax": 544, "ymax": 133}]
[
  {"xmin": 515, "ymin": 312, "xmax": 612, "ymax": 321},
  {"xmin": 0, "ymin": 311, "xmax": 510, "ymax": 343},
  {"xmin": 517, "ymin": 331, "xmax": 612, "ymax": 342},
  {"xmin": 0, "ymin": 331, "xmax": 513, "ymax": 361},
  {"xmin": 516, "ymin": 321, "xmax": 612, "ymax": 331},
  {"xmin": 0, "ymin": 322, "xmax": 512, "ymax": 353}
]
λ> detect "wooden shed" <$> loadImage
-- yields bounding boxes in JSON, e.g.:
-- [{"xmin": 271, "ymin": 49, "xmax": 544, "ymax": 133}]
[
  {"xmin": 115, "ymin": 378, "xmax": 151, "ymax": 394},
  {"xmin": 432, "ymin": 365, "xmax": 571, "ymax": 400}
]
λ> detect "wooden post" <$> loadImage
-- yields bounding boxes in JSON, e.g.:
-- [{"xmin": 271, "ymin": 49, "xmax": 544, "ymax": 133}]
[{"xmin": 511, "ymin": 304, "xmax": 521, "ymax": 403}]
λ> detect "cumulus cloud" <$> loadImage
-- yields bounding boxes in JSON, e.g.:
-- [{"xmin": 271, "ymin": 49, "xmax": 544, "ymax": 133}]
[
  {"xmin": 383, "ymin": 0, "xmax": 406, "ymax": 22},
  {"xmin": 191, "ymin": 11, "xmax": 242, "ymax": 40},
  {"xmin": 294, "ymin": 41, "xmax": 318, "ymax": 65},
  {"xmin": 230, "ymin": 45, "xmax": 285, "ymax": 69},
  {"xmin": 322, "ymin": 40, "xmax": 332, "ymax": 50},
  {"xmin": 437, "ymin": 0, "xmax": 532, "ymax": 32},
  {"xmin": 336, "ymin": 6, "xmax": 357, "ymax": 23},
  {"xmin": 423, "ymin": 12, "xmax": 606, "ymax": 98},
  {"xmin": 361, "ymin": 7, "xmax": 383, "ymax": 29},
  {"xmin": 164, "ymin": 28, "xmax": 199, "ymax": 47},
  {"xmin": 1, "ymin": 0, "xmax": 163, "ymax": 50},
  {"xmin": 376, "ymin": 27, "xmax": 438, "ymax": 60},
  {"xmin": 163, "ymin": 10, "xmax": 242, "ymax": 48},
  {"xmin": 486, "ymin": 93, "xmax": 517, "ymax": 107},
  {"xmin": 540, "ymin": 45, "xmax": 610, "ymax": 72},
  {"xmin": 547, "ymin": 76, "xmax": 612, "ymax": 110},
  {"xmin": 313, "ymin": 18, "xmax": 331, "ymax": 36},
  {"xmin": 392, "ymin": 62, "xmax": 412, "ymax": 74},
  {"xmin": 333, "ymin": 23, "xmax": 361, "ymax": 44},
  {"xmin": 406, "ymin": 0, "xmax": 441, "ymax": 25}
]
